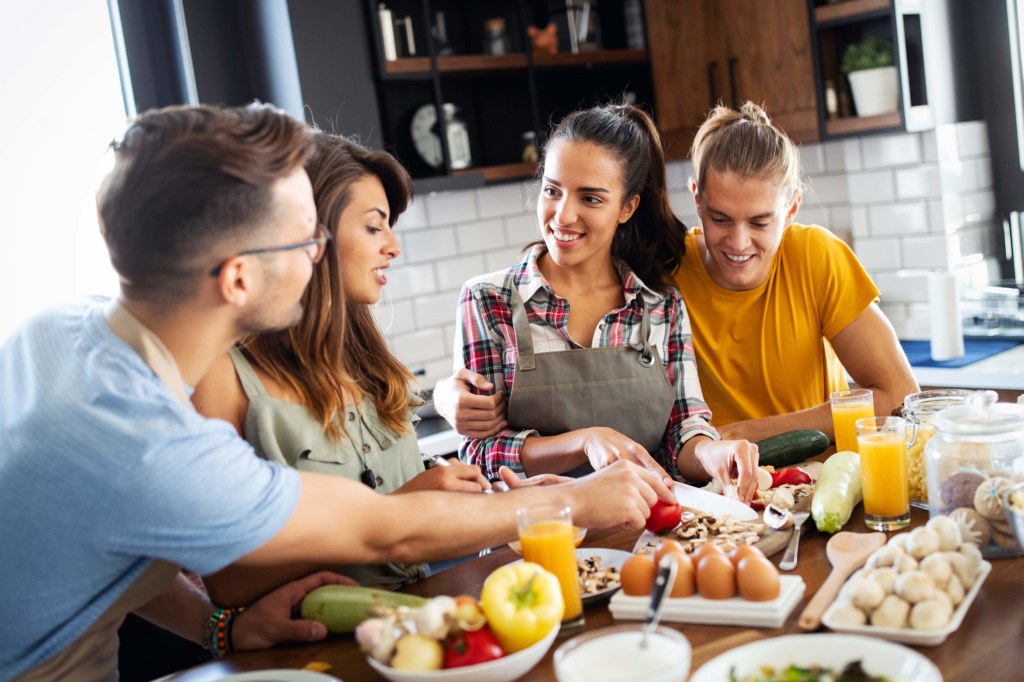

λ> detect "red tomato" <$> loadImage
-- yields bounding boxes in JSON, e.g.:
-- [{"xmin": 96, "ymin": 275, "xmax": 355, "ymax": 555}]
[
  {"xmin": 645, "ymin": 498, "xmax": 682, "ymax": 533},
  {"xmin": 443, "ymin": 625, "xmax": 505, "ymax": 668}
]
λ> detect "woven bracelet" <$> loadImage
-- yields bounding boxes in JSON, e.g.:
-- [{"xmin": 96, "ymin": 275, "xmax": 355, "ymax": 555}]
[{"xmin": 201, "ymin": 607, "xmax": 244, "ymax": 658}]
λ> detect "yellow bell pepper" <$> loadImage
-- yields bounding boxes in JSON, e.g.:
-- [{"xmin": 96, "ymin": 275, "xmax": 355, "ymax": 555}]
[{"xmin": 479, "ymin": 561, "xmax": 564, "ymax": 653}]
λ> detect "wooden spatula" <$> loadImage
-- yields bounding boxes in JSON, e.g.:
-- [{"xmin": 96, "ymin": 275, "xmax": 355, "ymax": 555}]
[{"xmin": 798, "ymin": 531, "xmax": 886, "ymax": 631}]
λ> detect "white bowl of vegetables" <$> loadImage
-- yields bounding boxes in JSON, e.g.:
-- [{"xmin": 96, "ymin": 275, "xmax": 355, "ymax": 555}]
[{"xmin": 365, "ymin": 623, "xmax": 558, "ymax": 682}]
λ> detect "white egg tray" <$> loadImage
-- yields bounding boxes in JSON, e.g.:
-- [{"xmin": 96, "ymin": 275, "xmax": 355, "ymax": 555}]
[
  {"xmin": 608, "ymin": 575, "xmax": 805, "ymax": 628},
  {"xmin": 822, "ymin": 560, "xmax": 991, "ymax": 647}
]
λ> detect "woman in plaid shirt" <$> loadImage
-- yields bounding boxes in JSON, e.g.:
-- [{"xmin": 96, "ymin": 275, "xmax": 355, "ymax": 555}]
[{"xmin": 450, "ymin": 104, "xmax": 760, "ymax": 503}]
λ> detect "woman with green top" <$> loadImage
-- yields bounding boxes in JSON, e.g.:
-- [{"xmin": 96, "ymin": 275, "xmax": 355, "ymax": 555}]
[{"xmin": 192, "ymin": 132, "xmax": 496, "ymax": 592}]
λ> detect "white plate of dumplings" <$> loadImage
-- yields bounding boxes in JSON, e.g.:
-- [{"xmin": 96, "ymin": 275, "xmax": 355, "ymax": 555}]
[{"xmin": 822, "ymin": 516, "xmax": 991, "ymax": 646}]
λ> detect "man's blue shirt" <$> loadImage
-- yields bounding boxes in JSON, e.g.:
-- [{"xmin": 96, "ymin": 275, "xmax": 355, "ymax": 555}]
[{"xmin": 0, "ymin": 299, "xmax": 300, "ymax": 678}]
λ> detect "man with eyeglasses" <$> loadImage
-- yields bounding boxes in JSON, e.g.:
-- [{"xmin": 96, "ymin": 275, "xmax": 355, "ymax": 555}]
[{"xmin": 0, "ymin": 103, "xmax": 673, "ymax": 681}]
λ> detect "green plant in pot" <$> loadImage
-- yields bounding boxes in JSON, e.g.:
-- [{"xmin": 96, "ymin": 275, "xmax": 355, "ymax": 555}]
[{"xmin": 841, "ymin": 36, "xmax": 898, "ymax": 117}]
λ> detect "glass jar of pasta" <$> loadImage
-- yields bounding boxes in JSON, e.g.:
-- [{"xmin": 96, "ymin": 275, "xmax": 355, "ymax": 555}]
[
  {"xmin": 903, "ymin": 389, "xmax": 973, "ymax": 507},
  {"xmin": 925, "ymin": 391, "xmax": 1024, "ymax": 558}
]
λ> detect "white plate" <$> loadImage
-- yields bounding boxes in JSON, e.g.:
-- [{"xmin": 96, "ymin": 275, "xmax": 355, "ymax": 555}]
[
  {"xmin": 823, "ymin": 559, "xmax": 992, "ymax": 647},
  {"xmin": 511, "ymin": 548, "xmax": 628, "ymax": 603},
  {"xmin": 575, "ymin": 548, "xmax": 630, "ymax": 603},
  {"xmin": 209, "ymin": 672, "xmax": 341, "ymax": 682},
  {"xmin": 690, "ymin": 633, "xmax": 942, "ymax": 682},
  {"xmin": 608, "ymin": 575, "xmax": 805, "ymax": 628}
]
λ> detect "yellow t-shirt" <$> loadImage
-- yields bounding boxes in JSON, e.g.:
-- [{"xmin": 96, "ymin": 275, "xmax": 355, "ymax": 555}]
[{"xmin": 674, "ymin": 224, "xmax": 880, "ymax": 426}]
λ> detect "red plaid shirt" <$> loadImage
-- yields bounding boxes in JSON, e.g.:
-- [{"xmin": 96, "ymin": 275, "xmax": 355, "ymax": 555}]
[{"xmin": 454, "ymin": 246, "xmax": 718, "ymax": 480}]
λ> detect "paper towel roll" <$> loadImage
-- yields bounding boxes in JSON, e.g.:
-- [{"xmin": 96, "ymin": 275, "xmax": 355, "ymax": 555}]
[{"xmin": 928, "ymin": 272, "xmax": 965, "ymax": 361}]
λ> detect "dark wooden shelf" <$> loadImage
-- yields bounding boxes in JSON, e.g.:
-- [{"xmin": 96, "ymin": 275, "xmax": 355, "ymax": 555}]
[
  {"xmin": 435, "ymin": 54, "xmax": 529, "ymax": 73},
  {"xmin": 825, "ymin": 111, "xmax": 902, "ymax": 136},
  {"xmin": 383, "ymin": 54, "xmax": 528, "ymax": 75},
  {"xmin": 814, "ymin": 0, "xmax": 892, "ymax": 25},
  {"xmin": 453, "ymin": 161, "xmax": 537, "ymax": 183},
  {"xmin": 383, "ymin": 50, "xmax": 647, "ymax": 76},
  {"xmin": 532, "ymin": 49, "xmax": 648, "ymax": 68},
  {"xmin": 382, "ymin": 57, "xmax": 432, "ymax": 75}
]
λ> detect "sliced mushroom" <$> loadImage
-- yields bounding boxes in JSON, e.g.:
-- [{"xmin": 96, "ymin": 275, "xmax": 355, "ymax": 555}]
[{"xmin": 763, "ymin": 503, "xmax": 795, "ymax": 530}]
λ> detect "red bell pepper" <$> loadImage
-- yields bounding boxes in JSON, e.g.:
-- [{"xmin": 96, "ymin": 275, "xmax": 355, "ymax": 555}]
[
  {"xmin": 769, "ymin": 467, "xmax": 812, "ymax": 487},
  {"xmin": 443, "ymin": 625, "xmax": 505, "ymax": 668}
]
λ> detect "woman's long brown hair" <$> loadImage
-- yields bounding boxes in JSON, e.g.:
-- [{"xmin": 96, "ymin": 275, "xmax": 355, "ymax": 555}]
[{"xmin": 240, "ymin": 132, "xmax": 415, "ymax": 439}]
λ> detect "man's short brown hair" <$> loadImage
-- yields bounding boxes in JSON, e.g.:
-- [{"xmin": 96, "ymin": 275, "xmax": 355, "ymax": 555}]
[{"xmin": 98, "ymin": 103, "xmax": 314, "ymax": 304}]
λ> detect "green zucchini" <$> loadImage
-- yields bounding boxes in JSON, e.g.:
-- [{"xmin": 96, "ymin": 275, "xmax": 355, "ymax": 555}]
[
  {"xmin": 300, "ymin": 585, "xmax": 428, "ymax": 633},
  {"xmin": 756, "ymin": 429, "xmax": 830, "ymax": 468},
  {"xmin": 812, "ymin": 450, "xmax": 864, "ymax": 533}
]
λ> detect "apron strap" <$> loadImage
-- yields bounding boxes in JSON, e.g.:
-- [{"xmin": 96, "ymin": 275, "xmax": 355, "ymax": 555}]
[
  {"xmin": 507, "ymin": 286, "xmax": 537, "ymax": 371},
  {"xmin": 104, "ymin": 299, "xmax": 193, "ymax": 410},
  {"xmin": 636, "ymin": 297, "xmax": 654, "ymax": 360}
]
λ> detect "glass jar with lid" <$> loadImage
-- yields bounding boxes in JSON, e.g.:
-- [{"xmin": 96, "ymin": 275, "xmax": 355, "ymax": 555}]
[
  {"xmin": 925, "ymin": 390, "xmax": 1024, "ymax": 558},
  {"xmin": 902, "ymin": 389, "xmax": 973, "ymax": 508}
]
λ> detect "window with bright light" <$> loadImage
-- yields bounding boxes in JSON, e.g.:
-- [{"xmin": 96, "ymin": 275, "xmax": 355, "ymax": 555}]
[{"xmin": 0, "ymin": 1, "xmax": 127, "ymax": 342}]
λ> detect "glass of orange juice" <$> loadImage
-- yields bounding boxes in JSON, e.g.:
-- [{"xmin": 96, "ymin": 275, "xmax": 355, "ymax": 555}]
[
  {"xmin": 830, "ymin": 388, "xmax": 874, "ymax": 452},
  {"xmin": 516, "ymin": 505, "xmax": 584, "ymax": 633},
  {"xmin": 856, "ymin": 416, "xmax": 911, "ymax": 531}
]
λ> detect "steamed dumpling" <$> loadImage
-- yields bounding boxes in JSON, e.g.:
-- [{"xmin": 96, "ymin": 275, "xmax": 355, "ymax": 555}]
[
  {"xmin": 895, "ymin": 570, "xmax": 935, "ymax": 604},
  {"xmin": 871, "ymin": 594, "xmax": 910, "ymax": 628},
  {"xmin": 919, "ymin": 553, "xmax": 952, "ymax": 587},
  {"xmin": 926, "ymin": 515, "xmax": 963, "ymax": 552},
  {"xmin": 909, "ymin": 598, "xmax": 952, "ymax": 630},
  {"xmin": 827, "ymin": 599, "xmax": 867, "ymax": 626},
  {"xmin": 909, "ymin": 527, "xmax": 941, "ymax": 560}
]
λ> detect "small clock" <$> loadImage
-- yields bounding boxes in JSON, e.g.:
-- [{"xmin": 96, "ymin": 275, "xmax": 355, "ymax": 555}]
[{"xmin": 409, "ymin": 103, "xmax": 472, "ymax": 170}]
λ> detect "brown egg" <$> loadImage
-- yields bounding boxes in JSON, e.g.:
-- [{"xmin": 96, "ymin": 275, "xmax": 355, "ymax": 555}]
[
  {"xmin": 654, "ymin": 542, "xmax": 696, "ymax": 598},
  {"xmin": 620, "ymin": 554, "xmax": 657, "ymax": 596},
  {"xmin": 654, "ymin": 540, "xmax": 687, "ymax": 564},
  {"xmin": 696, "ymin": 553, "xmax": 736, "ymax": 599},
  {"xmin": 736, "ymin": 556, "xmax": 781, "ymax": 602},
  {"xmin": 728, "ymin": 544, "xmax": 765, "ymax": 567},
  {"xmin": 690, "ymin": 543, "xmax": 725, "ymax": 565}
]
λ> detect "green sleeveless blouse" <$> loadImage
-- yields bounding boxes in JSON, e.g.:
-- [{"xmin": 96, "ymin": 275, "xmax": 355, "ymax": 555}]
[{"xmin": 230, "ymin": 348, "xmax": 428, "ymax": 587}]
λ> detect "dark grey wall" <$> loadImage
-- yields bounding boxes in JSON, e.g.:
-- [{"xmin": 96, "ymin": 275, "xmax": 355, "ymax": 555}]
[{"xmin": 287, "ymin": 0, "xmax": 382, "ymax": 146}]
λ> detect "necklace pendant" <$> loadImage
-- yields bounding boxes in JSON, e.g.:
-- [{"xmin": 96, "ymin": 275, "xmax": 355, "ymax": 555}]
[{"xmin": 360, "ymin": 468, "xmax": 378, "ymax": 489}]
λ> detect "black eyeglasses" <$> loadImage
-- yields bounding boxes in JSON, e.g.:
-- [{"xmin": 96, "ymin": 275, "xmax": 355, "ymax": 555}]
[{"xmin": 209, "ymin": 224, "xmax": 332, "ymax": 276}]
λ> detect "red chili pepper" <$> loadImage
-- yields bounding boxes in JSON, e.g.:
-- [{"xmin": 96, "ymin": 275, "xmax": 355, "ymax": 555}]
[{"xmin": 769, "ymin": 467, "xmax": 812, "ymax": 487}]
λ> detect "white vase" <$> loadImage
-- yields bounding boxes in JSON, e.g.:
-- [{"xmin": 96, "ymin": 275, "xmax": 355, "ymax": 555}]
[{"xmin": 847, "ymin": 65, "xmax": 899, "ymax": 117}]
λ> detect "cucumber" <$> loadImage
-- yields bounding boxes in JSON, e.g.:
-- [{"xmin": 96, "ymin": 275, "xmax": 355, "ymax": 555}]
[
  {"xmin": 811, "ymin": 450, "xmax": 863, "ymax": 533},
  {"xmin": 300, "ymin": 585, "xmax": 428, "ymax": 633},
  {"xmin": 756, "ymin": 429, "xmax": 830, "ymax": 468}
]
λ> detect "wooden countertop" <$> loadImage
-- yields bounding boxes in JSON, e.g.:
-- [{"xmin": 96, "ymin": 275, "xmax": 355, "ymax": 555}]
[{"xmin": 163, "ymin": 507, "xmax": 1024, "ymax": 682}]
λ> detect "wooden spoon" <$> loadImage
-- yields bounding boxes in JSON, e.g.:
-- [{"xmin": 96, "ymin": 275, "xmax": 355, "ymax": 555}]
[{"xmin": 798, "ymin": 531, "xmax": 886, "ymax": 630}]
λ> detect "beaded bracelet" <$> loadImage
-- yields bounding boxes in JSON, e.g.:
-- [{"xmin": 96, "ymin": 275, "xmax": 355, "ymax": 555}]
[{"xmin": 201, "ymin": 606, "xmax": 245, "ymax": 658}]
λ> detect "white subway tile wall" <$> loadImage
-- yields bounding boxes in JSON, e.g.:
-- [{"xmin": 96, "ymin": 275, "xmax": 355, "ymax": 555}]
[{"xmin": 383, "ymin": 121, "xmax": 999, "ymax": 383}]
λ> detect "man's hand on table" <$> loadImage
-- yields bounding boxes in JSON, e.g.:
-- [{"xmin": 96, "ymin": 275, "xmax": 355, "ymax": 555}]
[{"xmin": 232, "ymin": 571, "xmax": 356, "ymax": 651}]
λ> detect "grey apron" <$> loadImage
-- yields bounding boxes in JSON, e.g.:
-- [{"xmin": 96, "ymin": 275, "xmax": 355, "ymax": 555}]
[
  {"xmin": 17, "ymin": 301, "xmax": 188, "ymax": 681},
  {"xmin": 504, "ymin": 285, "xmax": 675, "ymax": 477}
]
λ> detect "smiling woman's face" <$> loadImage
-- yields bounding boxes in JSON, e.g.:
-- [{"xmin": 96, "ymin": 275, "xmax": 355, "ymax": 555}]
[
  {"xmin": 335, "ymin": 174, "xmax": 401, "ymax": 305},
  {"xmin": 536, "ymin": 139, "xmax": 638, "ymax": 271},
  {"xmin": 694, "ymin": 169, "xmax": 799, "ymax": 291}
]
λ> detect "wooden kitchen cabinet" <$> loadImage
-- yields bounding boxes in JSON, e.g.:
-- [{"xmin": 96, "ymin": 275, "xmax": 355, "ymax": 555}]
[{"xmin": 644, "ymin": 0, "xmax": 819, "ymax": 159}]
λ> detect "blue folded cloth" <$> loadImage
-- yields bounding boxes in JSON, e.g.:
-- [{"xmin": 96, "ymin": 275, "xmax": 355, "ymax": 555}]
[{"xmin": 899, "ymin": 339, "xmax": 1021, "ymax": 368}]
